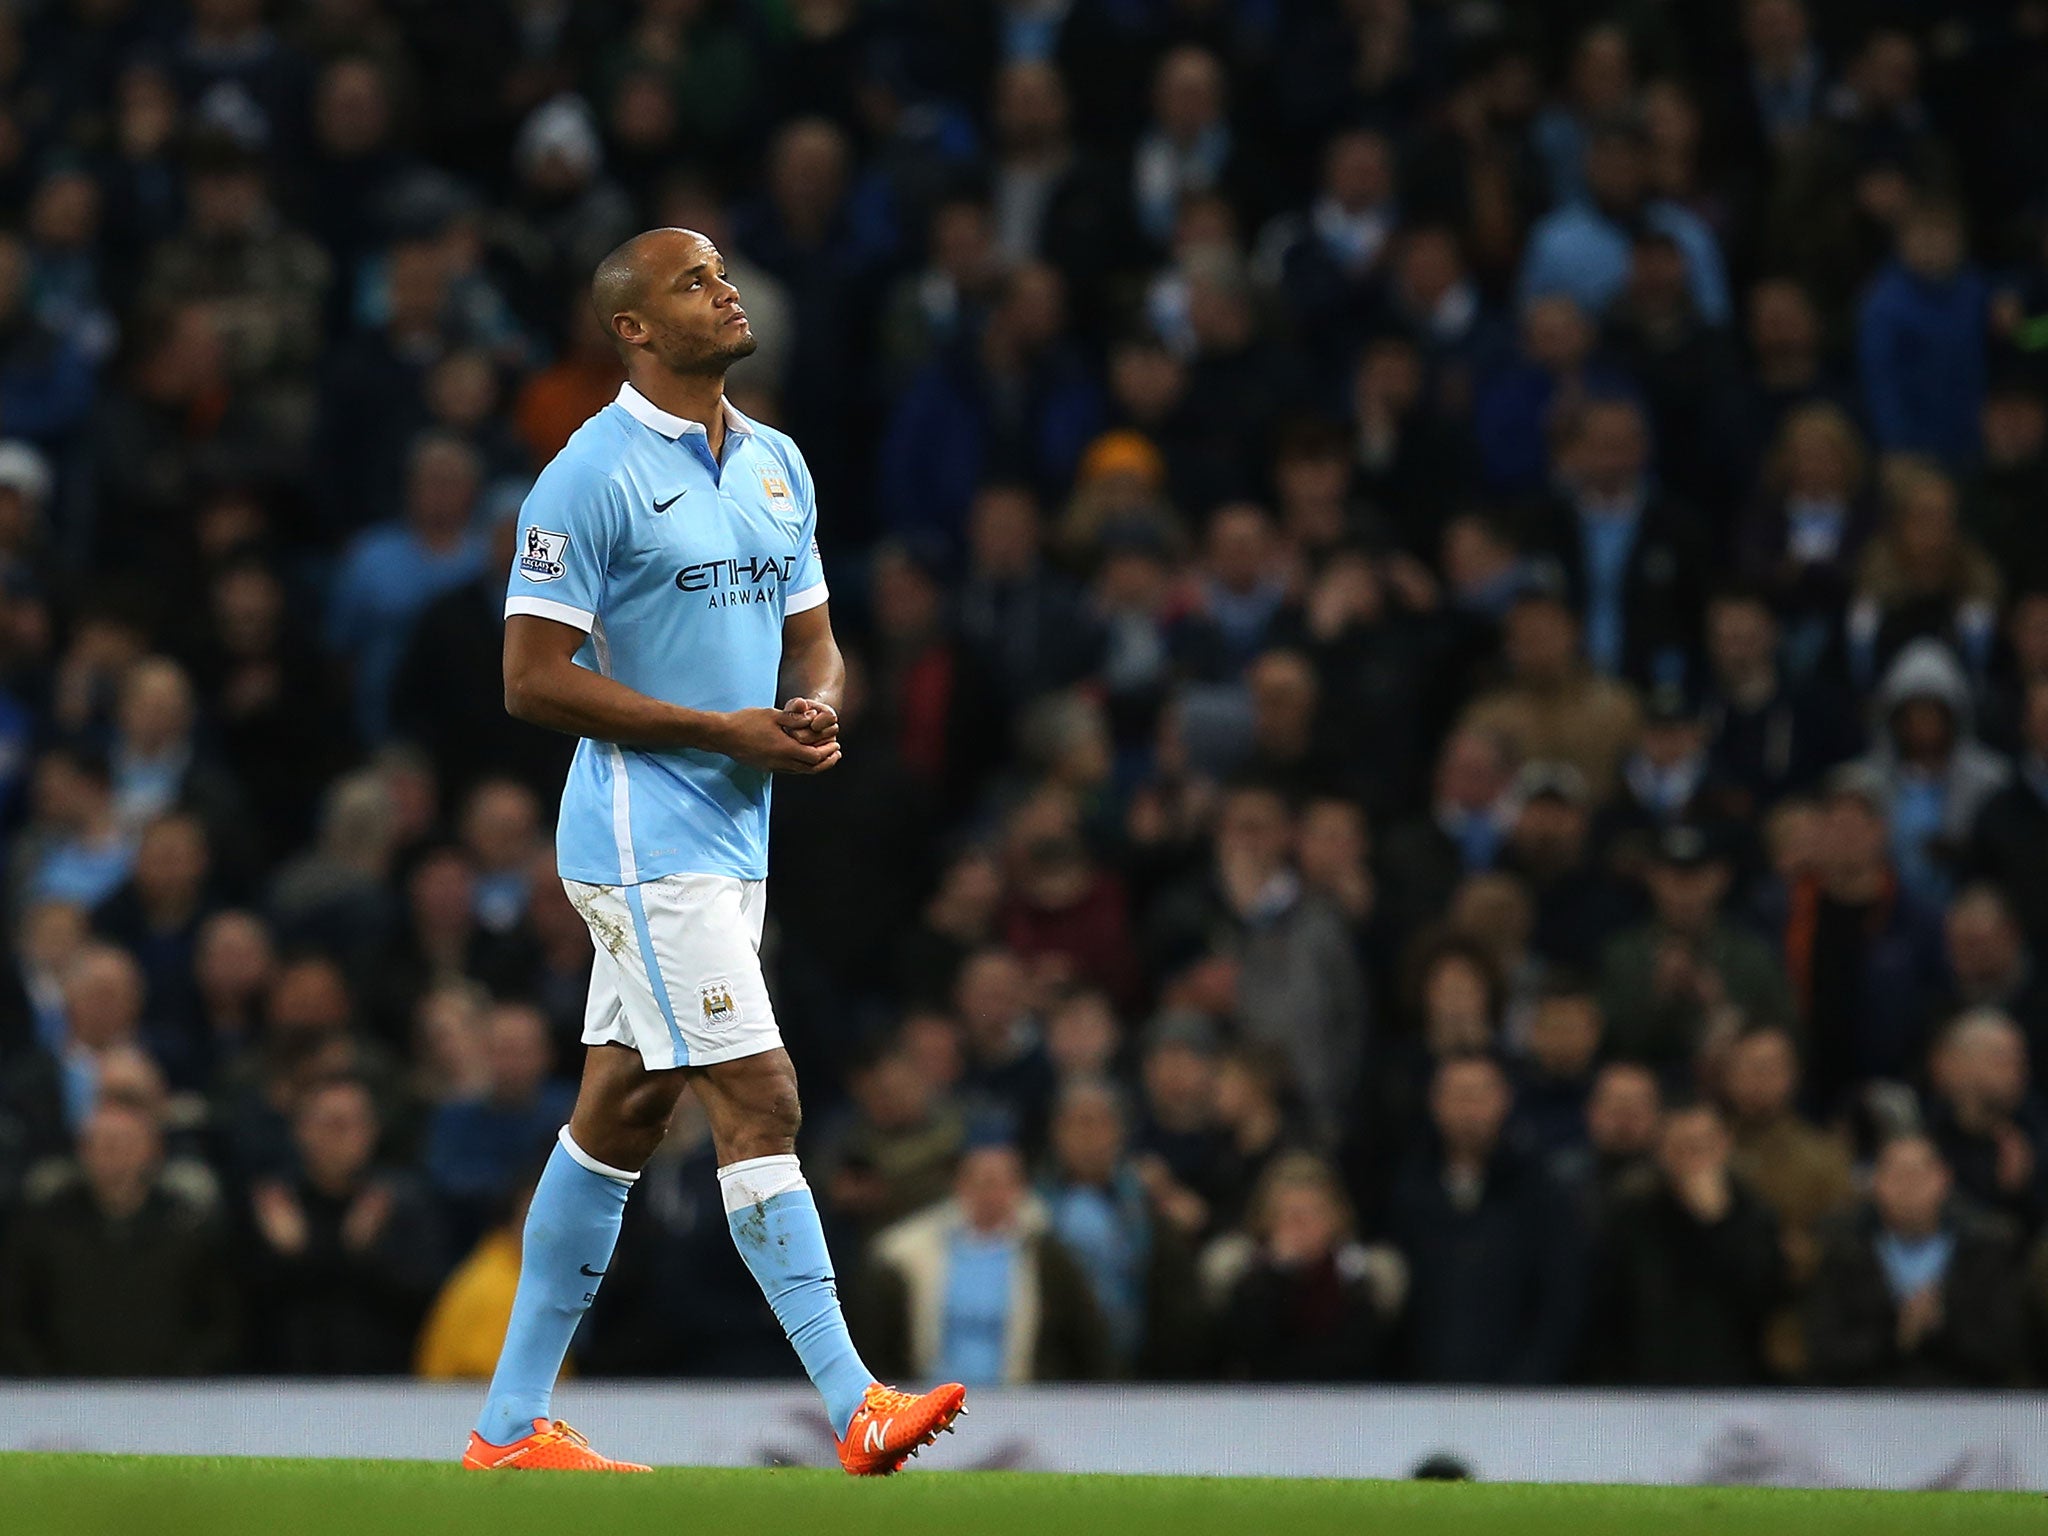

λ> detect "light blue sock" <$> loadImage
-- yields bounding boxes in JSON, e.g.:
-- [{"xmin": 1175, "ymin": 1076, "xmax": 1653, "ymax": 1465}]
[
  {"xmin": 476, "ymin": 1129, "xmax": 635, "ymax": 1446},
  {"xmin": 720, "ymin": 1154, "xmax": 874, "ymax": 1436}
]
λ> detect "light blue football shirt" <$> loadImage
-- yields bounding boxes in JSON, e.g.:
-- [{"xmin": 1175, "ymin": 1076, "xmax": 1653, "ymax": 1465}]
[{"xmin": 504, "ymin": 382, "xmax": 827, "ymax": 885}]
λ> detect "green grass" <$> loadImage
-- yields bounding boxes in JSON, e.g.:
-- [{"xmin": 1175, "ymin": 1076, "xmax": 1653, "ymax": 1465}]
[{"xmin": 1, "ymin": 1455, "xmax": 2041, "ymax": 1536}]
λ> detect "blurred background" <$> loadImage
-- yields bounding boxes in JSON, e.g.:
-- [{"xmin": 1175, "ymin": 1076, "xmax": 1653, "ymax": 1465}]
[{"xmin": 3, "ymin": 0, "xmax": 2048, "ymax": 1405}]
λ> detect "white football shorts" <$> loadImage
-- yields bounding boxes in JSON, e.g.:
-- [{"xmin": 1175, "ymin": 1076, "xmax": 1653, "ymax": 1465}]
[{"xmin": 563, "ymin": 872, "xmax": 782, "ymax": 1070}]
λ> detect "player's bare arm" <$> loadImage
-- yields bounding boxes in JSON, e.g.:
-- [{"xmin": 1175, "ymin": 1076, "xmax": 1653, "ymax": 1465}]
[
  {"xmin": 503, "ymin": 612, "xmax": 838, "ymax": 774},
  {"xmin": 777, "ymin": 602, "xmax": 844, "ymax": 748}
]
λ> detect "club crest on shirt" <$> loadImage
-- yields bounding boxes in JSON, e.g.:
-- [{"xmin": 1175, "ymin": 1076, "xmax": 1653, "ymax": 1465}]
[
  {"xmin": 700, "ymin": 978, "xmax": 739, "ymax": 1027},
  {"xmin": 758, "ymin": 468, "xmax": 794, "ymax": 509},
  {"xmin": 518, "ymin": 527, "xmax": 570, "ymax": 582}
]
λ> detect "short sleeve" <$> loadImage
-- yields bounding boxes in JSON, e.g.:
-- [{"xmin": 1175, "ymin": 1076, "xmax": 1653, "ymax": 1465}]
[
  {"xmin": 504, "ymin": 459, "xmax": 620, "ymax": 632},
  {"xmin": 783, "ymin": 446, "xmax": 828, "ymax": 616}
]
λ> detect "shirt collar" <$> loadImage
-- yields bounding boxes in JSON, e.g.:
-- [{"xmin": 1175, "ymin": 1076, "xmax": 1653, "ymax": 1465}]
[{"xmin": 614, "ymin": 381, "xmax": 754, "ymax": 441}]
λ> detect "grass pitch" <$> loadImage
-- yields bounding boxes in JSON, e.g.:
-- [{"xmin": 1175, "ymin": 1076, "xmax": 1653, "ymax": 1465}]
[{"xmin": 2, "ymin": 1455, "xmax": 2041, "ymax": 1536}]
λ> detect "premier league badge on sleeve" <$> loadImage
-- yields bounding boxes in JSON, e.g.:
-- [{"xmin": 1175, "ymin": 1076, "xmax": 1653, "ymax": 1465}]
[{"xmin": 518, "ymin": 527, "xmax": 570, "ymax": 582}]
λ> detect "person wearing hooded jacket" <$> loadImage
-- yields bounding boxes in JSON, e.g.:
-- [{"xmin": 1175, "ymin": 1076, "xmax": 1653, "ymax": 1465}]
[{"xmin": 1853, "ymin": 638, "xmax": 2010, "ymax": 907}]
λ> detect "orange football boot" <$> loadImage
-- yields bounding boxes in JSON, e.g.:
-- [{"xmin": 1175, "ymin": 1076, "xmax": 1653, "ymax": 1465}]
[
  {"xmin": 836, "ymin": 1382, "xmax": 968, "ymax": 1476},
  {"xmin": 461, "ymin": 1418, "xmax": 651, "ymax": 1472}
]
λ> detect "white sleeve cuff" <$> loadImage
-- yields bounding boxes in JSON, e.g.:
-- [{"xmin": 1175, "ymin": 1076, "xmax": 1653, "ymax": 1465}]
[
  {"xmin": 784, "ymin": 583, "xmax": 829, "ymax": 615},
  {"xmin": 505, "ymin": 595, "xmax": 596, "ymax": 632}
]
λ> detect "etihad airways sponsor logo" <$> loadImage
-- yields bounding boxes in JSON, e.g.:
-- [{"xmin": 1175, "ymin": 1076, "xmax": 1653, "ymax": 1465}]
[{"xmin": 675, "ymin": 553, "xmax": 799, "ymax": 608}]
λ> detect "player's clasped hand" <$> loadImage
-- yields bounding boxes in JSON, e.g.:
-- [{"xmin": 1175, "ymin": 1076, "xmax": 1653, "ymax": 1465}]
[
  {"xmin": 715, "ymin": 706, "xmax": 841, "ymax": 774},
  {"xmin": 780, "ymin": 696, "xmax": 839, "ymax": 745}
]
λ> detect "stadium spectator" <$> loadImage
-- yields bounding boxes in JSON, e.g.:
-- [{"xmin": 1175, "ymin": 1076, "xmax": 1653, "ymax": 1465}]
[
  {"xmin": 1496, "ymin": 762, "xmax": 1635, "ymax": 973},
  {"xmin": 1517, "ymin": 114, "xmax": 1731, "ymax": 326},
  {"xmin": 1473, "ymin": 295, "xmax": 1625, "ymax": 500},
  {"xmin": 1205, "ymin": 1042, "xmax": 1305, "ymax": 1234},
  {"xmin": 1599, "ymin": 685, "xmax": 1719, "ymax": 854},
  {"xmin": 1701, "ymin": 587, "xmax": 1859, "ymax": 815},
  {"xmin": 1853, "ymin": 640, "xmax": 2010, "ymax": 906},
  {"xmin": 1922, "ymin": 1011, "xmax": 2048, "ymax": 1238},
  {"xmin": 1607, "ymin": 227, "xmax": 1746, "ymax": 516},
  {"xmin": 1130, "ymin": 1010, "xmax": 1226, "ymax": 1236},
  {"xmin": 246, "ymin": 1074, "xmax": 447, "ymax": 1374},
  {"xmin": 952, "ymin": 946, "xmax": 1057, "ymax": 1155},
  {"xmin": 0, "ymin": 1100, "xmax": 238, "ymax": 1375},
  {"xmin": 1529, "ymin": 25, "xmax": 1635, "ymax": 210},
  {"xmin": 1734, "ymin": 405, "xmax": 1874, "ymax": 680},
  {"xmin": 1447, "ymin": 873, "xmax": 1545, "ymax": 1046},
  {"xmin": 1782, "ymin": 767, "xmax": 1945, "ymax": 1115},
  {"xmin": 880, "ymin": 196, "xmax": 1005, "ymax": 392},
  {"xmin": 1510, "ymin": 977, "xmax": 1603, "ymax": 1159},
  {"xmin": 999, "ymin": 785, "xmax": 1139, "ymax": 1011},
  {"xmin": 1526, "ymin": 396, "xmax": 1708, "ymax": 688},
  {"xmin": 1129, "ymin": 47, "xmax": 1251, "ymax": 254},
  {"xmin": 877, "ymin": 260, "xmax": 1102, "ymax": 553},
  {"xmin": 1379, "ymin": 729, "xmax": 1518, "ymax": 937},
  {"xmin": 423, "ymin": 1003, "xmax": 573, "ymax": 1236},
  {"xmin": 0, "ymin": 942, "xmax": 150, "ymax": 1169},
  {"xmin": 1145, "ymin": 780, "xmax": 1365, "ymax": 1140},
  {"xmin": 0, "ymin": 233, "xmax": 96, "ymax": 451},
  {"xmin": 1963, "ymin": 677, "xmax": 2048, "ymax": 952},
  {"xmin": 192, "ymin": 557, "xmax": 355, "ymax": 855},
  {"xmin": 191, "ymin": 908, "xmax": 275, "ymax": 1065},
  {"xmin": 1461, "ymin": 593, "xmax": 1642, "ymax": 803},
  {"xmin": 1038, "ymin": 1076, "xmax": 1202, "ymax": 1375},
  {"xmin": 1805, "ymin": 1133, "xmax": 2026, "ymax": 1388},
  {"xmin": 1, "ymin": 899, "xmax": 88, "ymax": 1064},
  {"xmin": 1720, "ymin": 1026, "xmax": 1855, "ymax": 1284},
  {"xmin": 957, "ymin": 484, "xmax": 1100, "ymax": 716},
  {"xmin": 1847, "ymin": 463, "xmax": 2000, "ymax": 690},
  {"xmin": 812, "ymin": 1036, "xmax": 966, "ymax": 1244},
  {"xmin": 1588, "ymin": 1099, "xmax": 1785, "ymax": 1385},
  {"xmin": 1043, "ymin": 989, "xmax": 1123, "ymax": 1085},
  {"xmin": 1210, "ymin": 1152, "xmax": 1398, "ymax": 1382},
  {"xmin": 1560, "ymin": 1061, "xmax": 1663, "ymax": 1209},
  {"xmin": 266, "ymin": 770, "xmax": 402, "ymax": 972},
  {"xmin": 1965, "ymin": 380, "xmax": 2048, "ymax": 596},
  {"xmin": 1598, "ymin": 825, "xmax": 1792, "ymax": 1073},
  {"xmin": 1177, "ymin": 503, "xmax": 1292, "ymax": 682},
  {"xmin": 143, "ymin": 135, "xmax": 330, "ymax": 453},
  {"xmin": 91, "ymin": 812, "xmax": 217, "ymax": 1085},
  {"xmin": 1858, "ymin": 200, "xmax": 1990, "ymax": 467},
  {"xmin": 1259, "ymin": 128, "xmax": 1401, "ymax": 399},
  {"xmin": 1387, "ymin": 1055, "xmax": 1586, "ymax": 1384},
  {"xmin": 511, "ymin": 299, "xmax": 625, "ymax": 470},
  {"xmin": 856, "ymin": 1137, "xmax": 1111, "ymax": 1386},
  {"xmin": 1935, "ymin": 886, "xmax": 2048, "ymax": 1054},
  {"xmin": 326, "ymin": 431, "xmax": 488, "ymax": 743},
  {"xmin": 13, "ymin": 745, "xmax": 134, "ymax": 914}
]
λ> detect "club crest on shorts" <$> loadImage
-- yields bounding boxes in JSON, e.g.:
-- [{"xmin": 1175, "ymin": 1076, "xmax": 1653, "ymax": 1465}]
[
  {"xmin": 700, "ymin": 978, "xmax": 739, "ymax": 1027},
  {"xmin": 518, "ymin": 527, "xmax": 570, "ymax": 582}
]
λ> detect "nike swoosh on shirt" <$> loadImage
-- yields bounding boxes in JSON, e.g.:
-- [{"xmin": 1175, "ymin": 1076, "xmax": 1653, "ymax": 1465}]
[
  {"xmin": 653, "ymin": 493, "xmax": 685, "ymax": 513},
  {"xmin": 580, "ymin": 1263, "xmax": 607, "ymax": 1277}
]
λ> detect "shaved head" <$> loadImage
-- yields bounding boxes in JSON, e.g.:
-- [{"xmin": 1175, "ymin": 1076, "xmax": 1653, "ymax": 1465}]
[
  {"xmin": 589, "ymin": 226, "xmax": 756, "ymax": 374},
  {"xmin": 591, "ymin": 227, "xmax": 701, "ymax": 334}
]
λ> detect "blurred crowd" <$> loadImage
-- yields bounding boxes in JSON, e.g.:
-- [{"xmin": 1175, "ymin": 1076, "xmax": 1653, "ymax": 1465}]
[{"xmin": 9, "ymin": 0, "xmax": 2048, "ymax": 1391}]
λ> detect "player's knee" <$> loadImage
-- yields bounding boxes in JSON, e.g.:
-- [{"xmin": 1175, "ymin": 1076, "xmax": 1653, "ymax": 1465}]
[
  {"xmin": 625, "ymin": 1079, "xmax": 683, "ymax": 1132},
  {"xmin": 763, "ymin": 1082, "xmax": 802, "ymax": 1143},
  {"xmin": 727, "ymin": 1077, "xmax": 801, "ymax": 1157}
]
